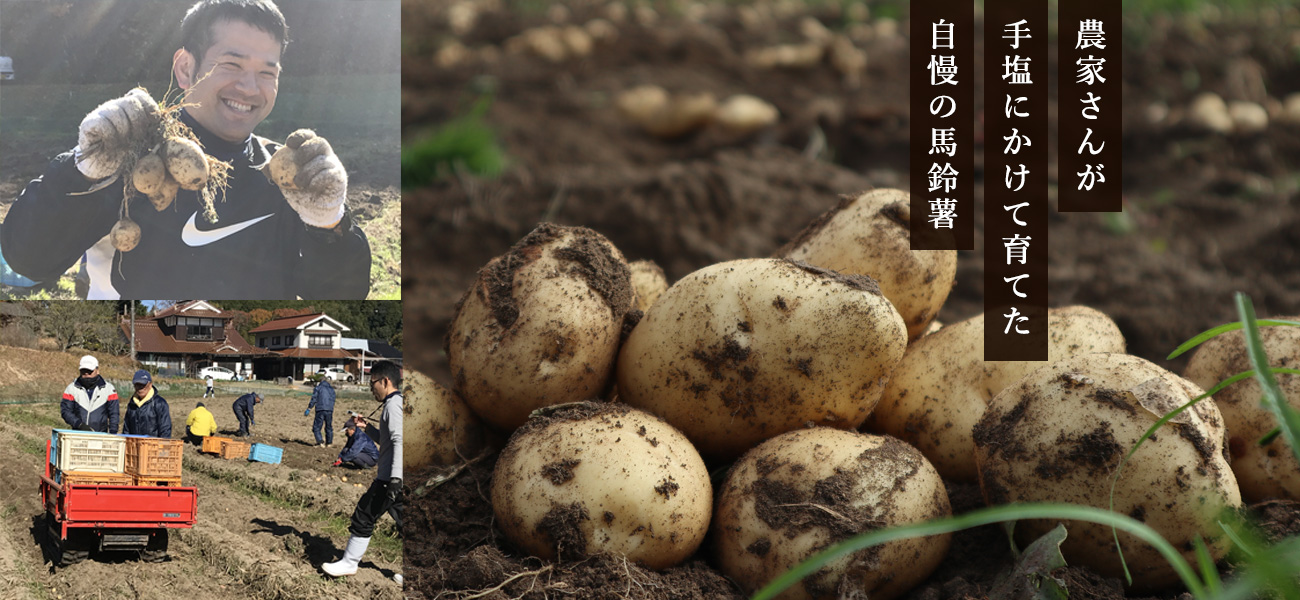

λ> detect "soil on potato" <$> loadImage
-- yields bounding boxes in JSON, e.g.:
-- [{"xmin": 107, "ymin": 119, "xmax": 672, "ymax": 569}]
[{"xmin": 403, "ymin": 3, "xmax": 1300, "ymax": 598}]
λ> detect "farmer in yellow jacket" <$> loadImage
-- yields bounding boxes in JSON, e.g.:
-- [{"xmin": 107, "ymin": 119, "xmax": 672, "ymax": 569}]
[{"xmin": 184, "ymin": 401, "xmax": 218, "ymax": 446}]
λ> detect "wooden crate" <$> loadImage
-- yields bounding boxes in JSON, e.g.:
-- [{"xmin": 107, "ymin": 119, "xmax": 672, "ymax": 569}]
[
  {"xmin": 134, "ymin": 475, "xmax": 183, "ymax": 487},
  {"xmin": 60, "ymin": 470, "xmax": 133, "ymax": 487},
  {"xmin": 202, "ymin": 436, "xmax": 232, "ymax": 455},
  {"xmin": 220, "ymin": 441, "xmax": 250, "ymax": 460},
  {"xmin": 126, "ymin": 438, "xmax": 184, "ymax": 478}
]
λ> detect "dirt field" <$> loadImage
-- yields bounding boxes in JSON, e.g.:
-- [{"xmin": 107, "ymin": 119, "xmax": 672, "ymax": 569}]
[
  {"xmin": 0, "ymin": 351, "xmax": 402, "ymax": 600},
  {"xmin": 402, "ymin": 1, "xmax": 1300, "ymax": 598}
]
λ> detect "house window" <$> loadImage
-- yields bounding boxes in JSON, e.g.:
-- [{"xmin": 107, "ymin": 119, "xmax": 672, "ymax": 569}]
[
  {"xmin": 187, "ymin": 325, "xmax": 212, "ymax": 341},
  {"xmin": 285, "ymin": 335, "xmax": 295, "ymax": 346},
  {"xmin": 259, "ymin": 337, "xmax": 267, "ymax": 348},
  {"xmin": 309, "ymin": 335, "xmax": 332, "ymax": 348},
  {"xmin": 273, "ymin": 336, "xmax": 281, "ymax": 345}
]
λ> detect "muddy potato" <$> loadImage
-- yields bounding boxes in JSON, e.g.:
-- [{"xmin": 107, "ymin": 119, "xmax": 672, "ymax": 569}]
[
  {"xmin": 1185, "ymin": 320, "xmax": 1300, "ymax": 501},
  {"xmin": 149, "ymin": 176, "xmax": 180, "ymax": 211},
  {"xmin": 491, "ymin": 403, "xmax": 711, "ymax": 569},
  {"xmin": 867, "ymin": 306, "xmax": 1126, "ymax": 481},
  {"xmin": 616, "ymin": 258, "xmax": 907, "ymax": 461},
  {"xmin": 447, "ymin": 223, "xmax": 632, "ymax": 431},
  {"xmin": 163, "ymin": 137, "xmax": 209, "ymax": 191},
  {"xmin": 973, "ymin": 353, "xmax": 1242, "ymax": 591},
  {"xmin": 402, "ymin": 369, "xmax": 488, "ymax": 471},
  {"xmin": 132, "ymin": 151, "xmax": 167, "ymax": 196},
  {"xmin": 110, "ymin": 218, "xmax": 141, "ymax": 252},
  {"xmin": 629, "ymin": 259, "xmax": 668, "ymax": 313},
  {"xmin": 779, "ymin": 189, "xmax": 956, "ymax": 340},
  {"xmin": 714, "ymin": 428, "xmax": 952, "ymax": 600}
]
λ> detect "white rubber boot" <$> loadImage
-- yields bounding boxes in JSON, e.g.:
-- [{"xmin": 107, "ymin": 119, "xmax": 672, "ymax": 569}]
[{"xmin": 322, "ymin": 536, "xmax": 370, "ymax": 576}]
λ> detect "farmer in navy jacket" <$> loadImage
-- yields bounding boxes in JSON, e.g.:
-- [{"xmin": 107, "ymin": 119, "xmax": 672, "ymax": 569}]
[
  {"xmin": 306, "ymin": 378, "xmax": 336, "ymax": 447},
  {"xmin": 123, "ymin": 370, "xmax": 172, "ymax": 438},
  {"xmin": 333, "ymin": 420, "xmax": 378, "ymax": 468},
  {"xmin": 61, "ymin": 355, "xmax": 119, "ymax": 433},
  {"xmin": 232, "ymin": 392, "xmax": 261, "ymax": 437}
]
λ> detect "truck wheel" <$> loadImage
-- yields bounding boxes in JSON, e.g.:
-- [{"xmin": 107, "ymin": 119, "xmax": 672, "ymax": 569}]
[{"xmin": 141, "ymin": 531, "xmax": 170, "ymax": 563}]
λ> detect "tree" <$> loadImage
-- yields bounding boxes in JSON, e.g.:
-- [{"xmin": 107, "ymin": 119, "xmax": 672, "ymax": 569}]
[
  {"xmin": 40, "ymin": 301, "xmax": 118, "ymax": 352},
  {"xmin": 248, "ymin": 308, "xmax": 274, "ymax": 330}
]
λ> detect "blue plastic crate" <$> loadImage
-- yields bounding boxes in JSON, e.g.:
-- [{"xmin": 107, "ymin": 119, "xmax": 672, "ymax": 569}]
[{"xmin": 248, "ymin": 443, "xmax": 283, "ymax": 464}]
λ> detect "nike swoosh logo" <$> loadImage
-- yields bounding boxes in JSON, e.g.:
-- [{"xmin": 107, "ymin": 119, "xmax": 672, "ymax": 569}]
[{"xmin": 181, "ymin": 212, "xmax": 274, "ymax": 247}]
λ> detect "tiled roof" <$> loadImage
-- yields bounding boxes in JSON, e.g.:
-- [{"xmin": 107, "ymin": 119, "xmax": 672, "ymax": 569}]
[
  {"xmin": 273, "ymin": 348, "xmax": 353, "ymax": 359},
  {"xmin": 153, "ymin": 301, "xmax": 227, "ymax": 319},
  {"xmin": 123, "ymin": 318, "xmax": 266, "ymax": 356},
  {"xmin": 250, "ymin": 313, "xmax": 327, "ymax": 333}
]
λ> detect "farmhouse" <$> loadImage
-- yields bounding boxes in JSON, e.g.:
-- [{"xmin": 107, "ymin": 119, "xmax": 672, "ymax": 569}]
[
  {"xmin": 123, "ymin": 300, "xmax": 266, "ymax": 377},
  {"xmin": 250, "ymin": 313, "xmax": 354, "ymax": 381}
]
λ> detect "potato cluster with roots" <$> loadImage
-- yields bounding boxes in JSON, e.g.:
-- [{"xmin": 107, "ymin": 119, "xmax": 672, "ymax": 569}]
[{"xmin": 87, "ymin": 86, "xmax": 232, "ymax": 253}]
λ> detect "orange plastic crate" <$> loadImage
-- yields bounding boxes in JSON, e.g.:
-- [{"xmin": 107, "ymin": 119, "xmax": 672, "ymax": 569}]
[
  {"xmin": 134, "ymin": 475, "xmax": 183, "ymax": 487},
  {"xmin": 202, "ymin": 436, "xmax": 232, "ymax": 454},
  {"xmin": 220, "ymin": 441, "xmax": 250, "ymax": 460},
  {"xmin": 126, "ymin": 438, "xmax": 184, "ymax": 478},
  {"xmin": 60, "ymin": 470, "xmax": 133, "ymax": 487}
]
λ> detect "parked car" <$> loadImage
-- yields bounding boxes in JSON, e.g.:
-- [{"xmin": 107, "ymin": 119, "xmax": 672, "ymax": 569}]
[
  {"xmin": 316, "ymin": 367, "xmax": 353, "ymax": 383},
  {"xmin": 198, "ymin": 366, "xmax": 236, "ymax": 381}
]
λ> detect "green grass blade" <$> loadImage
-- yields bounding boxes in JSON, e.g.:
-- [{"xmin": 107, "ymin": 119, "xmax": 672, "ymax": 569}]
[
  {"xmin": 1235, "ymin": 293, "xmax": 1300, "ymax": 466},
  {"xmin": 1257, "ymin": 426, "xmax": 1282, "ymax": 447},
  {"xmin": 749, "ymin": 503, "xmax": 1203, "ymax": 600},
  {"xmin": 1216, "ymin": 520, "xmax": 1257, "ymax": 558},
  {"xmin": 1192, "ymin": 536, "xmax": 1221, "ymax": 596},
  {"xmin": 1166, "ymin": 319, "xmax": 1300, "ymax": 360},
  {"xmin": 1106, "ymin": 364, "xmax": 1300, "ymax": 582}
]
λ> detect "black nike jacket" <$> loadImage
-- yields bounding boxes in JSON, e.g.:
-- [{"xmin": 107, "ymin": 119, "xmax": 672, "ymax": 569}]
[{"xmin": 0, "ymin": 110, "xmax": 371, "ymax": 299}]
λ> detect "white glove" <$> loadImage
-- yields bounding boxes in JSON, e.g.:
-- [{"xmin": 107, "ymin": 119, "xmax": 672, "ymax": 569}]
[
  {"xmin": 275, "ymin": 129, "xmax": 348, "ymax": 228},
  {"xmin": 75, "ymin": 88, "xmax": 160, "ymax": 180}
]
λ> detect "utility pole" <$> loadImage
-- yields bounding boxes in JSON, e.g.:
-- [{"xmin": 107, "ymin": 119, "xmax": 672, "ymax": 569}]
[{"xmin": 129, "ymin": 302, "xmax": 136, "ymax": 362}]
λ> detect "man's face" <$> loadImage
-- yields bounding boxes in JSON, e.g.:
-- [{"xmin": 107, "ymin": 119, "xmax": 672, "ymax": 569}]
[
  {"xmin": 369, "ymin": 377, "xmax": 385, "ymax": 402},
  {"xmin": 175, "ymin": 19, "xmax": 281, "ymax": 143},
  {"xmin": 134, "ymin": 381, "xmax": 153, "ymax": 399},
  {"xmin": 79, "ymin": 368, "xmax": 98, "ymax": 380}
]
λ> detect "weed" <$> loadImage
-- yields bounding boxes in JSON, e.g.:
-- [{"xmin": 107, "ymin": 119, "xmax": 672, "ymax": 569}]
[{"xmin": 401, "ymin": 95, "xmax": 506, "ymax": 189}]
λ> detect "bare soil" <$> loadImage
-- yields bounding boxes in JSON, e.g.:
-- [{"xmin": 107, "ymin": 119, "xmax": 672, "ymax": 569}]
[
  {"xmin": 0, "ymin": 348, "xmax": 401, "ymax": 600},
  {"xmin": 402, "ymin": 2, "xmax": 1300, "ymax": 599}
]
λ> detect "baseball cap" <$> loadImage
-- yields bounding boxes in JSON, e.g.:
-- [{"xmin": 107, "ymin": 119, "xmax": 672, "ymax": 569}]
[
  {"xmin": 133, "ymin": 370, "xmax": 152, "ymax": 385},
  {"xmin": 79, "ymin": 355, "xmax": 99, "ymax": 371}
]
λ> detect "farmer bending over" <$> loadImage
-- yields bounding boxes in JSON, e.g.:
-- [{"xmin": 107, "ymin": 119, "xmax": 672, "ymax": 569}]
[
  {"xmin": 333, "ymin": 419, "xmax": 379, "ymax": 469},
  {"xmin": 185, "ymin": 401, "xmax": 218, "ymax": 446},
  {"xmin": 232, "ymin": 392, "xmax": 261, "ymax": 437}
]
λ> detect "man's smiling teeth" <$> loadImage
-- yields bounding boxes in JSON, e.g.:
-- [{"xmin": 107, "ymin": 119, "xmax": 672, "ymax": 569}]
[{"xmin": 224, "ymin": 99, "xmax": 253, "ymax": 113}]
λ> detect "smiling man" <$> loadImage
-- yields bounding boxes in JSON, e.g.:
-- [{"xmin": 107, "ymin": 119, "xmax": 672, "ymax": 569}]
[{"xmin": 0, "ymin": 0, "xmax": 370, "ymax": 299}]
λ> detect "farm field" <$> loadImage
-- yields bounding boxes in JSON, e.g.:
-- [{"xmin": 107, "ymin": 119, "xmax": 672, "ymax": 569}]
[
  {"xmin": 402, "ymin": 1, "xmax": 1300, "ymax": 598},
  {"xmin": 0, "ymin": 348, "xmax": 402, "ymax": 600}
]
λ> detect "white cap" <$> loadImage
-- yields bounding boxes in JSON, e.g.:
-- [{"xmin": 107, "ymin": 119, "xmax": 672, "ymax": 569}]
[{"xmin": 79, "ymin": 355, "xmax": 99, "ymax": 371}]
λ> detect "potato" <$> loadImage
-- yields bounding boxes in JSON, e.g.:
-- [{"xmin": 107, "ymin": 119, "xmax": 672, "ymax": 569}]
[
  {"xmin": 616, "ymin": 85, "xmax": 669, "ymax": 126},
  {"xmin": 866, "ymin": 306, "xmax": 1126, "ymax": 481},
  {"xmin": 641, "ymin": 92, "xmax": 717, "ymax": 139},
  {"xmin": 973, "ymin": 353, "xmax": 1242, "ymax": 591},
  {"xmin": 447, "ymin": 223, "xmax": 632, "ymax": 431},
  {"xmin": 491, "ymin": 403, "xmax": 711, "ymax": 569},
  {"xmin": 714, "ymin": 428, "xmax": 952, "ymax": 600},
  {"xmin": 616, "ymin": 258, "xmax": 907, "ymax": 460},
  {"xmin": 266, "ymin": 144, "xmax": 299, "ymax": 190},
  {"xmin": 164, "ymin": 137, "xmax": 209, "ymax": 191},
  {"xmin": 1185, "ymin": 319, "xmax": 1300, "ymax": 501},
  {"xmin": 628, "ymin": 259, "xmax": 668, "ymax": 313},
  {"xmin": 111, "ymin": 218, "xmax": 141, "ymax": 252},
  {"xmin": 149, "ymin": 176, "xmax": 180, "ymax": 212},
  {"xmin": 402, "ymin": 368, "xmax": 488, "ymax": 471},
  {"xmin": 714, "ymin": 95, "xmax": 780, "ymax": 136},
  {"xmin": 779, "ymin": 189, "xmax": 955, "ymax": 340},
  {"xmin": 132, "ymin": 151, "xmax": 167, "ymax": 196}
]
